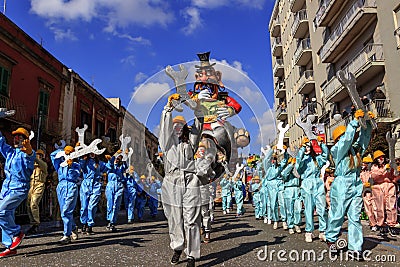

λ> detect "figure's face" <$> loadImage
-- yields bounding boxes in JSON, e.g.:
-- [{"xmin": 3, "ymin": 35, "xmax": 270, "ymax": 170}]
[
  {"xmin": 115, "ymin": 155, "xmax": 122, "ymax": 164},
  {"xmin": 13, "ymin": 134, "xmax": 25, "ymax": 148},
  {"xmin": 90, "ymin": 153, "xmax": 95, "ymax": 159},
  {"xmin": 37, "ymin": 153, "xmax": 43, "ymax": 160},
  {"xmin": 377, "ymin": 156, "xmax": 384, "ymax": 165},
  {"xmin": 173, "ymin": 122, "xmax": 184, "ymax": 137},
  {"xmin": 195, "ymin": 68, "xmax": 218, "ymax": 84}
]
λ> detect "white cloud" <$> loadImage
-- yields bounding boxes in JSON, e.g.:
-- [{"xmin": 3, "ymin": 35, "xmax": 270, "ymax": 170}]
[
  {"xmin": 131, "ymin": 82, "xmax": 171, "ymax": 104},
  {"xmin": 48, "ymin": 25, "xmax": 78, "ymax": 41},
  {"xmin": 29, "ymin": 0, "xmax": 174, "ymax": 30},
  {"xmin": 192, "ymin": 0, "xmax": 265, "ymax": 9},
  {"xmin": 251, "ymin": 110, "xmax": 276, "ymax": 146},
  {"xmin": 240, "ymin": 86, "xmax": 263, "ymax": 105},
  {"xmin": 210, "ymin": 59, "xmax": 248, "ymax": 83},
  {"xmin": 135, "ymin": 72, "xmax": 149, "ymax": 83},
  {"xmin": 117, "ymin": 33, "xmax": 151, "ymax": 45},
  {"xmin": 121, "ymin": 55, "xmax": 135, "ymax": 67},
  {"xmin": 152, "ymin": 124, "xmax": 160, "ymax": 137},
  {"xmin": 181, "ymin": 7, "xmax": 203, "ymax": 35},
  {"xmin": 30, "ymin": 0, "xmax": 97, "ymax": 21},
  {"xmin": 191, "ymin": 0, "xmax": 229, "ymax": 9}
]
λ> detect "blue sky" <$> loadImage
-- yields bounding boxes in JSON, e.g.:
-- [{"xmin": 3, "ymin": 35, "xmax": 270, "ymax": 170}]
[{"xmin": 5, "ymin": 0, "xmax": 277, "ymax": 154}]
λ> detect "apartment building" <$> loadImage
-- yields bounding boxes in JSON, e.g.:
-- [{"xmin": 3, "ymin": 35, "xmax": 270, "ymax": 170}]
[
  {"xmin": 270, "ymin": 0, "xmax": 400, "ymax": 152},
  {"xmin": 269, "ymin": 0, "xmax": 316, "ymax": 147}
]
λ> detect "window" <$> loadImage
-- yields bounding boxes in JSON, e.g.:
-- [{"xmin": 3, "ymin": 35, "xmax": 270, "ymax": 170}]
[
  {"xmin": 95, "ymin": 119, "xmax": 105, "ymax": 137},
  {"xmin": 38, "ymin": 90, "xmax": 49, "ymax": 116},
  {"xmin": 107, "ymin": 128, "xmax": 116, "ymax": 143},
  {"xmin": 80, "ymin": 110, "xmax": 92, "ymax": 130},
  {"xmin": 326, "ymin": 64, "xmax": 336, "ymax": 81},
  {"xmin": 0, "ymin": 65, "xmax": 10, "ymax": 96},
  {"xmin": 393, "ymin": 6, "xmax": 400, "ymax": 48}
]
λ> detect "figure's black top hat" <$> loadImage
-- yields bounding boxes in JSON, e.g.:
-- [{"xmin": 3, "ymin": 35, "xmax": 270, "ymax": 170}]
[{"xmin": 195, "ymin": 51, "xmax": 216, "ymax": 69}]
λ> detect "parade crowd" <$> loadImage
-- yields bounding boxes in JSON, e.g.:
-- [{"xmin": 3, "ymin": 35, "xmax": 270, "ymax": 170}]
[
  {"xmin": 1, "ymin": 52, "xmax": 400, "ymax": 267},
  {"xmin": 0, "ymin": 127, "xmax": 161, "ymax": 258}
]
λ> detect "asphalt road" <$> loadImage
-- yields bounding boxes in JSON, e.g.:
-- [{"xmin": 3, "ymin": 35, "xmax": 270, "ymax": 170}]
[{"xmin": 1, "ymin": 203, "xmax": 399, "ymax": 266}]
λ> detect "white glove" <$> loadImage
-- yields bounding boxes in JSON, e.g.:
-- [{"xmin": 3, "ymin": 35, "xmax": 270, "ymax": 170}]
[
  {"xmin": 260, "ymin": 145, "xmax": 270, "ymax": 157},
  {"xmin": 198, "ymin": 90, "xmax": 211, "ymax": 100},
  {"xmin": 217, "ymin": 107, "xmax": 230, "ymax": 120}
]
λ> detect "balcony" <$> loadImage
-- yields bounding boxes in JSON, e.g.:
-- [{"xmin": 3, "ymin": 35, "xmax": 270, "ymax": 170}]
[
  {"xmin": 326, "ymin": 99, "xmax": 394, "ymax": 143},
  {"xmin": 315, "ymin": 0, "xmax": 347, "ymax": 27},
  {"xmin": 299, "ymin": 103, "xmax": 317, "ymax": 121},
  {"xmin": 273, "ymin": 58, "xmax": 284, "ymax": 77},
  {"xmin": 277, "ymin": 105, "xmax": 288, "ymax": 121},
  {"xmin": 298, "ymin": 70, "xmax": 315, "ymax": 95},
  {"xmin": 366, "ymin": 99, "xmax": 395, "ymax": 123},
  {"xmin": 290, "ymin": 0, "xmax": 306, "ymax": 13},
  {"xmin": 0, "ymin": 95, "xmax": 27, "ymax": 124},
  {"xmin": 294, "ymin": 38, "xmax": 312, "ymax": 66},
  {"xmin": 322, "ymin": 43, "xmax": 384, "ymax": 102},
  {"xmin": 275, "ymin": 81, "xmax": 286, "ymax": 98},
  {"xmin": 270, "ymin": 16, "xmax": 281, "ymax": 37},
  {"xmin": 272, "ymin": 37, "xmax": 282, "ymax": 57},
  {"xmin": 291, "ymin": 9, "xmax": 309, "ymax": 38},
  {"xmin": 319, "ymin": 0, "xmax": 377, "ymax": 63},
  {"xmin": 32, "ymin": 114, "xmax": 62, "ymax": 137}
]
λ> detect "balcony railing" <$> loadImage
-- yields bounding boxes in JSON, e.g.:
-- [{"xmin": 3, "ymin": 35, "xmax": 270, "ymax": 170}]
[
  {"xmin": 272, "ymin": 37, "xmax": 282, "ymax": 55},
  {"xmin": 270, "ymin": 15, "xmax": 281, "ymax": 36},
  {"xmin": 290, "ymin": 0, "xmax": 306, "ymax": 13},
  {"xmin": 276, "ymin": 81, "xmax": 285, "ymax": 90},
  {"xmin": 298, "ymin": 70, "xmax": 315, "ymax": 94},
  {"xmin": 291, "ymin": 9, "xmax": 308, "ymax": 37},
  {"xmin": 0, "ymin": 95, "xmax": 27, "ymax": 123},
  {"xmin": 320, "ymin": 0, "xmax": 377, "ymax": 61},
  {"xmin": 315, "ymin": 0, "xmax": 332, "ymax": 27},
  {"xmin": 299, "ymin": 103, "xmax": 317, "ymax": 120},
  {"xmin": 294, "ymin": 38, "xmax": 311, "ymax": 63},
  {"xmin": 322, "ymin": 43, "xmax": 384, "ymax": 100},
  {"xmin": 276, "ymin": 105, "xmax": 287, "ymax": 118},
  {"xmin": 366, "ymin": 99, "xmax": 392, "ymax": 119},
  {"xmin": 32, "ymin": 114, "xmax": 62, "ymax": 136},
  {"xmin": 273, "ymin": 58, "xmax": 284, "ymax": 76}
]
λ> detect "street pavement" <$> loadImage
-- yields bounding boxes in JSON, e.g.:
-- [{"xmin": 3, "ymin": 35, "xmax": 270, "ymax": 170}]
[{"xmin": 1, "ymin": 203, "xmax": 400, "ymax": 266}]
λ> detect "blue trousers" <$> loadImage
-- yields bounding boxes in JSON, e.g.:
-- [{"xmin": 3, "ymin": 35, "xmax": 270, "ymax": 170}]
[
  {"xmin": 267, "ymin": 180, "xmax": 282, "ymax": 222},
  {"xmin": 260, "ymin": 187, "xmax": 271, "ymax": 219},
  {"xmin": 124, "ymin": 188, "xmax": 137, "ymax": 221},
  {"xmin": 284, "ymin": 187, "xmax": 302, "ymax": 228},
  {"xmin": 326, "ymin": 176, "xmax": 364, "ymax": 251},
  {"xmin": 57, "ymin": 180, "xmax": 78, "ymax": 236},
  {"xmin": 234, "ymin": 190, "xmax": 244, "ymax": 214},
  {"xmin": 301, "ymin": 178, "xmax": 327, "ymax": 233},
  {"xmin": 222, "ymin": 194, "xmax": 231, "ymax": 211},
  {"xmin": 148, "ymin": 196, "xmax": 158, "ymax": 216},
  {"xmin": 253, "ymin": 192, "xmax": 263, "ymax": 218},
  {"xmin": 135, "ymin": 197, "xmax": 147, "ymax": 219},
  {"xmin": 106, "ymin": 181, "xmax": 124, "ymax": 224},
  {"xmin": 80, "ymin": 179, "xmax": 102, "ymax": 226},
  {"xmin": 0, "ymin": 189, "xmax": 27, "ymax": 248}
]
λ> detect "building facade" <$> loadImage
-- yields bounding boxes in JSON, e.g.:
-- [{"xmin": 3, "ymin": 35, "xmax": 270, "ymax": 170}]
[
  {"xmin": 270, "ymin": 0, "xmax": 400, "ymax": 153},
  {"xmin": 0, "ymin": 12, "xmax": 64, "ymax": 153},
  {"xmin": 0, "ymin": 12, "xmax": 159, "ymax": 166}
]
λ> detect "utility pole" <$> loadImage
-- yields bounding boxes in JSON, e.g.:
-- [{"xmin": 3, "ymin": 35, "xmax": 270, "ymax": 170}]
[{"xmin": 3, "ymin": 0, "xmax": 6, "ymax": 15}]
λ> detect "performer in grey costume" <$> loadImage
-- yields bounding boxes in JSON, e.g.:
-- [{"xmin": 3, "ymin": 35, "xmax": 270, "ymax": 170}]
[{"xmin": 160, "ymin": 98, "xmax": 204, "ymax": 266}]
